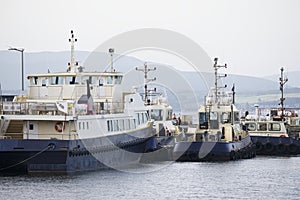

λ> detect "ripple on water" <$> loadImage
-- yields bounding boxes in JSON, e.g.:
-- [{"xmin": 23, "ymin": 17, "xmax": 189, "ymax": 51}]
[{"xmin": 1, "ymin": 157, "xmax": 300, "ymax": 200}]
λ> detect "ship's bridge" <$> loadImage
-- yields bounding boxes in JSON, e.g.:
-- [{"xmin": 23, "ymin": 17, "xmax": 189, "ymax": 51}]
[{"xmin": 27, "ymin": 71, "xmax": 123, "ymax": 101}]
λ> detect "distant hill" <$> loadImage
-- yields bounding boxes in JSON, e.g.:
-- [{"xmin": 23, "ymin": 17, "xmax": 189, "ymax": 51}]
[
  {"xmin": 1, "ymin": 50, "xmax": 299, "ymax": 109},
  {"xmin": 263, "ymin": 70, "xmax": 300, "ymax": 88},
  {"xmin": 181, "ymin": 71, "xmax": 283, "ymax": 95}
]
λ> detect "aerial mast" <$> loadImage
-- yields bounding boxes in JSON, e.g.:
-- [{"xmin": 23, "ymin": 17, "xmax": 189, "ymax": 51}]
[
  {"xmin": 109, "ymin": 48, "xmax": 115, "ymax": 72},
  {"xmin": 68, "ymin": 30, "xmax": 78, "ymax": 72},
  {"xmin": 136, "ymin": 62, "xmax": 156, "ymax": 104},
  {"xmin": 279, "ymin": 67, "xmax": 288, "ymax": 120},
  {"xmin": 213, "ymin": 58, "xmax": 227, "ymax": 103}
]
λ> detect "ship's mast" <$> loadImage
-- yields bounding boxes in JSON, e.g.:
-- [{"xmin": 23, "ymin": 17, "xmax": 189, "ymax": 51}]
[
  {"xmin": 213, "ymin": 58, "xmax": 227, "ymax": 103},
  {"xmin": 279, "ymin": 67, "xmax": 288, "ymax": 120},
  {"xmin": 109, "ymin": 48, "xmax": 114, "ymax": 72},
  {"xmin": 136, "ymin": 62, "xmax": 156, "ymax": 104},
  {"xmin": 68, "ymin": 30, "xmax": 78, "ymax": 72}
]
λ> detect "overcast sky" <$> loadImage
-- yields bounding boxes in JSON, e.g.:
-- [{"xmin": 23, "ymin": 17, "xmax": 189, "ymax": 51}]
[{"xmin": 0, "ymin": 0, "xmax": 299, "ymax": 77}]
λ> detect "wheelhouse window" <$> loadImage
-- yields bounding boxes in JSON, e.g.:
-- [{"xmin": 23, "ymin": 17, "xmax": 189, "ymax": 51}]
[
  {"xmin": 209, "ymin": 112, "xmax": 219, "ymax": 129},
  {"xmin": 50, "ymin": 76, "xmax": 63, "ymax": 85},
  {"xmin": 81, "ymin": 76, "xmax": 93, "ymax": 85},
  {"xmin": 31, "ymin": 77, "xmax": 38, "ymax": 85},
  {"xmin": 221, "ymin": 112, "xmax": 230, "ymax": 123},
  {"xmin": 114, "ymin": 76, "xmax": 122, "ymax": 84},
  {"xmin": 66, "ymin": 76, "xmax": 79, "ymax": 85},
  {"xmin": 245, "ymin": 123, "xmax": 256, "ymax": 131},
  {"xmin": 81, "ymin": 76, "xmax": 91, "ymax": 85},
  {"xmin": 41, "ymin": 78, "xmax": 48, "ymax": 86},
  {"xmin": 150, "ymin": 109, "xmax": 163, "ymax": 121},
  {"xmin": 233, "ymin": 112, "xmax": 240, "ymax": 123},
  {"xmin": 257, "ymin": 123, "xmax": 267, "ymax": 131},
  {"xmin": 268, "ymin": 123, "xmax": 281, "ymax": 131},
  {"xmin": 107, "ymin": 76, "xmax": 113, "ymax": 84},
  {"xmin": 199, "ymin": 112, "xmax": 208, "ymax": 129},
  {"xmin": 99, "ymin": 78, "xmax": 104, "ymax": 86},
  {"xmin": 167, "ymin": 110, "xmax": 173, "ymax": 120}
]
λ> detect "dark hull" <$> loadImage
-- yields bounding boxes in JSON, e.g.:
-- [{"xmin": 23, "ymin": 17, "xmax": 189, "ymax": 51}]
[
  {"xmin": 0, "ymin": 129, "xmax": 153, "ymax": 174},
  {"xmin": 140, "ymin": 135, "xmax": 176, "ymax": 162},
  {"xmin": 252, "ymin": 136, "xmax": 300, "ymax": 155},
  {"xmin": 173, "ymin": 135, "xmax": 256, "ymax": 162}
]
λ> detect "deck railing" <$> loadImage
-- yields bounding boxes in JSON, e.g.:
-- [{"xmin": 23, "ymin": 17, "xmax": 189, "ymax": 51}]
[
  {"xmin": 0, "ymin": 132, "xmax": 79, "ymax": 140},
  {"xmin": 0, "ymin": 101, "xmax": 124, "ymax": 116}
]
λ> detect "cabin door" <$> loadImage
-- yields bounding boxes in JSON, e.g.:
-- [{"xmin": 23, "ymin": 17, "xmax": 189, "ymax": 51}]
[
  {"xmin": 27, "ymin": 121, "xmax": 39, "ymax": 139},
  {"xmin": 40, "ymin": 78, "xmax": 48, "ymax": 98}
]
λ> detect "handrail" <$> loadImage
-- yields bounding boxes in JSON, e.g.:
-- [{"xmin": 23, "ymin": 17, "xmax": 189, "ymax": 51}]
[
  {"xmin": 1, "ymin": 132, "xmax": 78, "ymax": 140},
  {"xmin": 0, "ymin": 101, "xmax": 125, "ymax": 116}
]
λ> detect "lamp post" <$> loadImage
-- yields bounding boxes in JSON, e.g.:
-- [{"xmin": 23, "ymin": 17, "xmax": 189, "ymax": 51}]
[{"xmin": 8, "ymin": 47, "xmax": 25, "ymax": 91}]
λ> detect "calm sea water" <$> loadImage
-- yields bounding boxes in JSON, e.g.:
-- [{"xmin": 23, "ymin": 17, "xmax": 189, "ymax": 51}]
[{"xmin": 0, "ymin": 156, "xmax": 299, "ymax": 200}]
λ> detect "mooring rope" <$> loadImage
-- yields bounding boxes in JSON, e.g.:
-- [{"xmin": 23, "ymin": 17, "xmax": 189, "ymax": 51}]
[{"xmin": 0, "ymin": 144, "xmax": 54, "ymax": 172}]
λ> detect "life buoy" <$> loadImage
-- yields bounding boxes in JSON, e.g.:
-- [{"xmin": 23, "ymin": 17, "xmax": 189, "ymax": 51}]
[
  {"xmin": 55, "ymin": 122, "xmax": 65, "ymax": 132},
  {"xmin": 264, "ymin": 143, "xmax": 274, "ymax": 153}
]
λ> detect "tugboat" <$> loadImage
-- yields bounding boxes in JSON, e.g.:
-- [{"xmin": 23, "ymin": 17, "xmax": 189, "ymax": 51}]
[
  {"xmin": 136, "ymin": 63, "xmax": 184, "ymax": 161},
  {"xmin": 173, "ymin": 58, "xmax": 256, "ymax": 161},
  {"xmin": 245, "ymin": 67, "xmax": 300, "ymax": 155},
  {"xmin": 0, "ymin": 31, "xmax": 154, "ymax": 174}
]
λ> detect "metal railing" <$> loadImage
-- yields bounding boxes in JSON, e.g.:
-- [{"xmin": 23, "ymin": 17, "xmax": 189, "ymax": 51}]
[
  {"xmin": 0, "ymin": 101, "xmax": 124, "ymax": 116},
  {"xmin": 0, "ymin": 132, "xmax": 79, "ymax": 140}
]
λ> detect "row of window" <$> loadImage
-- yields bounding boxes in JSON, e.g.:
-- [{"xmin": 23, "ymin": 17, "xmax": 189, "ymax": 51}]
[
  {"xmin": 199, "ymin": 111, "xmax": 240, "ymax": 130},
  {"xmin": 136, "ymin": 112, "xmax": 149, "ymax": 126},
  {"xmin": 107, "ymin": 112, "xmax": 149, "ymax": 132},
  {"xmin": 30, "ymin": 75, "xmax": 122, "ymax": 86},
  {"xmin": 245, "ymin": 122, "xmax": 281, "ymax": 131},
  {"xmin": 78, "ymin": 121, "xmax": 89, "ymax": 130},
  {"xmin": 107, "ymin": 119, "xmax": 136, "ymax": 132},
  {"xmin": 149, "ymin": 109, "xmax": 172, "ymax": 121}
]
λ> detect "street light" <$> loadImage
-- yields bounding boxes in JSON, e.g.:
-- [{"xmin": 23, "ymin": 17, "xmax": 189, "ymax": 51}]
[{"xmin": 8, "ymin": 47, "xmax": 25, "ymax": 91}]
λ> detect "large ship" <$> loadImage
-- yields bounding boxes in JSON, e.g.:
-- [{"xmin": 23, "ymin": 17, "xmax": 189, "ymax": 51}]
[
  {"xmin": 173, "ymin": 58, "xmax": 256, "ymax": 161},
  {"xmin": 0, "ymin": 31, "xmax": 154, "ymax": 174}
]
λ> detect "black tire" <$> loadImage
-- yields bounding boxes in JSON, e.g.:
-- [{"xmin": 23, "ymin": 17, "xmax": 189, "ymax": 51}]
[
  {"xmin": 288, "ymin": 144, "xmax": 298, "ymax": 154},
  {"xmin": 256, "ymin": 142, "xmax": 263, "ymax": 152},
  {"xmin": 276, "ymin": 143, "xmax": 286, "ymax": 154},
  {"xmin": 230, "ymin": 151, "xmax": 236, "ymax": 160}
]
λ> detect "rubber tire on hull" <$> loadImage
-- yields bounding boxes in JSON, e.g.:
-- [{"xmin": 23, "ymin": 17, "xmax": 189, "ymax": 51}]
[
  {"xmin": 255, "ymin": 142, "xmax": 263, "ymax": 152},
  {"xmin": 230, "ymin": 151, "xmax": 236, "ymax": 160},
  {"xmin": 264, "ymin": 143, "xmax": 274, "ymax": 153},
  {"xmin": 276, "ymin": 144, "xmax": 286, "ymax": 154},
  {"xmin": 287, "ymin": 144, "xmax": 298, "ymax": 154}
]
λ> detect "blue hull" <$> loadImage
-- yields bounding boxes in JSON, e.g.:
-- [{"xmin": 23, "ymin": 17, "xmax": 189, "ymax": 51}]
[
  {"xmin": 173, "ymin": 135, "xmax": 255, "ymax": 161},
  {"xmin": 0, "ymin": 131, "xmax": 153, "ymax": 174},
  {"xmin": 251, "ymin": 136, "xmax": 300, "ymax": 155}
]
